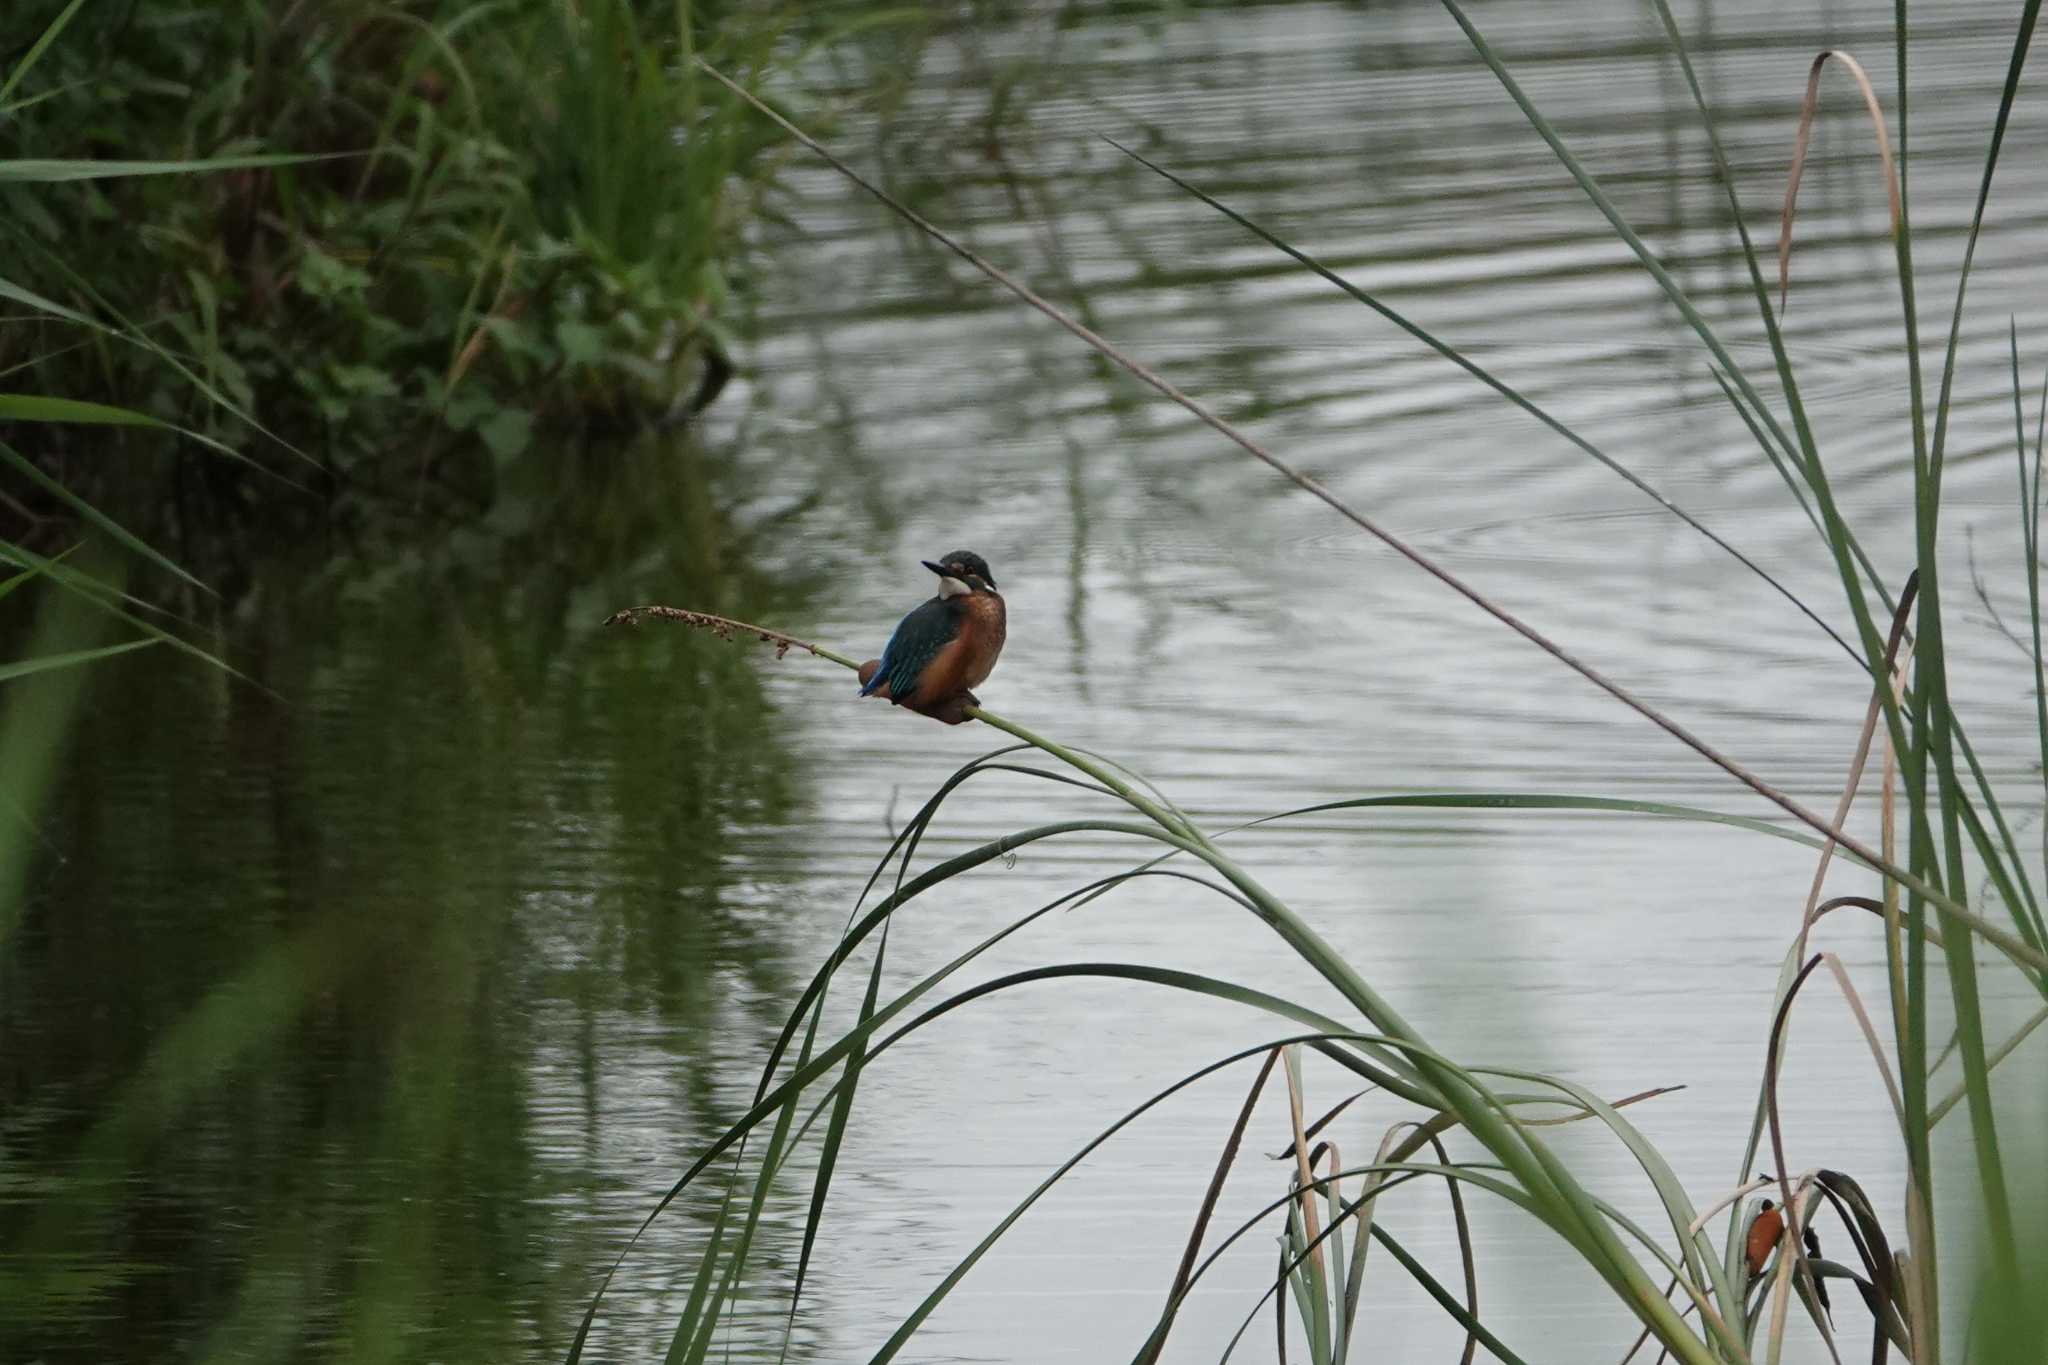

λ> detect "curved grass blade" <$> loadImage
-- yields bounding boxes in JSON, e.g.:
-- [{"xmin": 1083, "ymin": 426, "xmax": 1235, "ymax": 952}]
[
  {"xmin": 1817, "ymin": 955, "xmax": 1905, "ymax": 1127},
  {"xmin": 1370, "ymin": 1225, "xmax": 1520, "ymax": 1365},
  {"xmin": 652, "ymin": 958, "xmax": 1687, "ymax": 1365},
  {"xmin": 1638, "ymin": 6, "xmax": 1939, "ymax": 809},
  {"xmin": 778, "ymin": 911, "xmax": 890, "ymax": 1353},
  {"xmin": 664, "ymin": 1161, "xmax": 740, "ymax": 1363},
  {"xmin": 2030, "ymin": 354, "xmax": 2048, "ymax": 872},
  {"xmin": 0, "ymin": 636, "xmax": 156, "ymax": 683},
  {"xmin": 1431, "ymin": 1129, "xmax": 1482, "ymax": 1365},
  {"xmin": 1757, "ymin": 957, "xmax": 1853, "ymax": 1365},
  {"xmin": 0, "ymin": 394, "xmax": 270, "ymax": 474},
  {"xmin": 0, "ymin": 153, "xmax": 340, "ymax": 182},
  {"xmin": 763, "ymin": 764, "xmax": 1255, "ymax": 1355},
  {"xmin": 1811, "ymin": 1170, "xmax": 1912, "ymax": 1356},
  {"xmin": 1777, "ymin": 53, "xmax": 1901, "ymax": 313}
]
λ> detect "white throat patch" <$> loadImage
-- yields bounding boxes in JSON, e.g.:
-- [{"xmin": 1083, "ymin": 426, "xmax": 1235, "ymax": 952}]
[{"xmin": 937, "ymin": 576, "xmax": 972, "ymax": 600}]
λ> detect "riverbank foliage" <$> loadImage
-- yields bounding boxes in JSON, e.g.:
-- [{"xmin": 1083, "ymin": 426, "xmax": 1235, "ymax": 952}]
[{"xmin": 1, "ymin": 0, "xmax": 802, "ymax": 580}]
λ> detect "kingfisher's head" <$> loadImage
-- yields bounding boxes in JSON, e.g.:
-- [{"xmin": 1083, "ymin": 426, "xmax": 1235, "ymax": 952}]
[{"xmin": 922, "ymin": 549, "xmax": 998, "ymax": 599}]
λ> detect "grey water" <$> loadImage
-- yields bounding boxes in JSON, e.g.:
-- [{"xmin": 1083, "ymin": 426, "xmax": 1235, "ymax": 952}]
[{"xmin": 5, "ymin": 1, "xmax": 2046, "ymax": 1360}]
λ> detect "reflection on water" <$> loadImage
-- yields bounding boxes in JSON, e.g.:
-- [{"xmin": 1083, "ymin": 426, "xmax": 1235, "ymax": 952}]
[
  {"xmin": 6, "ymin": 1, "xmax": 2047, "ymax": 1360},
  {"xmin": 1, "ymin": 433, "xmax": 817, "ymax": 1360}
]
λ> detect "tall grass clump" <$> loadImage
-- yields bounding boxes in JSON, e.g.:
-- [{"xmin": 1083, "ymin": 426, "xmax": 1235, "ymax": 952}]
[
  {"xmin": 591, "ymin": 4, "xmax": 2047, "ymax": 1361},
  {"xmin": 0, "ymin": 1, "xmax": 860, "ymax": 583}
]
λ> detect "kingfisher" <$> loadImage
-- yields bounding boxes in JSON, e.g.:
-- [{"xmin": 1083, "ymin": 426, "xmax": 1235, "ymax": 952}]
[
  {"xmin": 1744, "ymin": 1198, "xmax": 1784, "ymax": 1282},
  {"xmin": 857, "ymin": 550, "xmax": 1006, "ymax": 725}
]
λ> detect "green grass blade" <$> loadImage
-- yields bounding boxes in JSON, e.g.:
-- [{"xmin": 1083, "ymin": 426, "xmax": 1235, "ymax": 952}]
[
  {"xmin": 1369, "ymin": 1225, "xmax": 1528, "ymax": 1365},
  {"xmin": 1248, "ymin": 793, "xmax": 1848, "ymax": 858},
  {"xmin": 664, "ymin": 1161, "xmax": 740, "ymax": 1362},
  {"xmin": 0, "ymin": 153, "xmax": 337, "ymax": 183},
  {"xmin": 0, "ymin": 544, "xmax": 70, "ymax": 605},
  {"xmin": 0, "ymin": 0, "xmax": 87, "ymax": 105},
  {"xmin": 0, "ymin": 394, "xmax": 172, "ymax": 425},
  {"xmin": 1893, "ymin": 0, "xmax": 2020, "ymax": 1278},
  {"xmin": 873, "ymin": 998, "xmax": 1687, "ymax": 1364},
  {"xmin": 0, "ymin": 394, "xmax": 275, "ymax": 472},
  {"xmin": 0, "ymin": 636, "xmax": 156, "ymax": 683},
  {"xmin": 781, "ymin": 919, "xmax": 891, "ymax": 1347},
  {"xmin": 0, "ymin": 78, "xmax": 82, "ymax": 117},
  {"xmin": 2017, "ymin": 331, "xmax": 2048, "ymax": 906}
]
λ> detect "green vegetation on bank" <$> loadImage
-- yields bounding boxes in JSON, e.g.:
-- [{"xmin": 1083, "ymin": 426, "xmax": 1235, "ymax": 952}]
[{"xmin": 0, "ymin": 0, "xmax": 817, "ymax": 580}]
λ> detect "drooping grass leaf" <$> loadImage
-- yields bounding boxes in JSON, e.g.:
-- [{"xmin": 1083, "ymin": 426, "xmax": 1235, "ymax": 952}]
[
  {"xmin": 0, "ymin": 153, "xmax": 338, "ymax": 183},
  {"xmin": 0, "ymin": 636, "xmax": 156, "ymax": 683}
]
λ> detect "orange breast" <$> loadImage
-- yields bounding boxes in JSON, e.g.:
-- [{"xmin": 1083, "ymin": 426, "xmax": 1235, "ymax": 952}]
[
  {"xmin": 1745, "ymin": 1207, "xmax": 1783, "ymax": 1277},
  {"xmin": 956, "ymin": 594, "xmax": 1006, "ymax": 689},
  {"xmin": 906, "ymin": 596, "xmax": 1006, "ymax": 708}
]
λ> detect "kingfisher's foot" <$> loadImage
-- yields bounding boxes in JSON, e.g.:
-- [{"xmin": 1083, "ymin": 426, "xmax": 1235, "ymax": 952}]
[{"xmin": 907, "ymin": 692, "xmax": 974, "ymax": 725}]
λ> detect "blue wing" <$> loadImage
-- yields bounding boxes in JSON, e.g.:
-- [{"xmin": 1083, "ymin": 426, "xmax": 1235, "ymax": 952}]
[{"xmin": 860, "ymin": 597, "xmax": 956, "ymax": 700}]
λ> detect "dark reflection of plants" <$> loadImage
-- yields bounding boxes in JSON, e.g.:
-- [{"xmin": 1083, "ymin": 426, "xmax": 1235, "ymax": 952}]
[{"xmin": 0, "ymin": 429, "xmax": 812, "ymax": 1362}]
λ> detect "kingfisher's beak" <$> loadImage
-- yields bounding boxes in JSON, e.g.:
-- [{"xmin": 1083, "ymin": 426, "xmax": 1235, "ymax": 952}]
[{"xmin": 921, "ymin": 560, "xmax": 950, "ymax": 577}]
